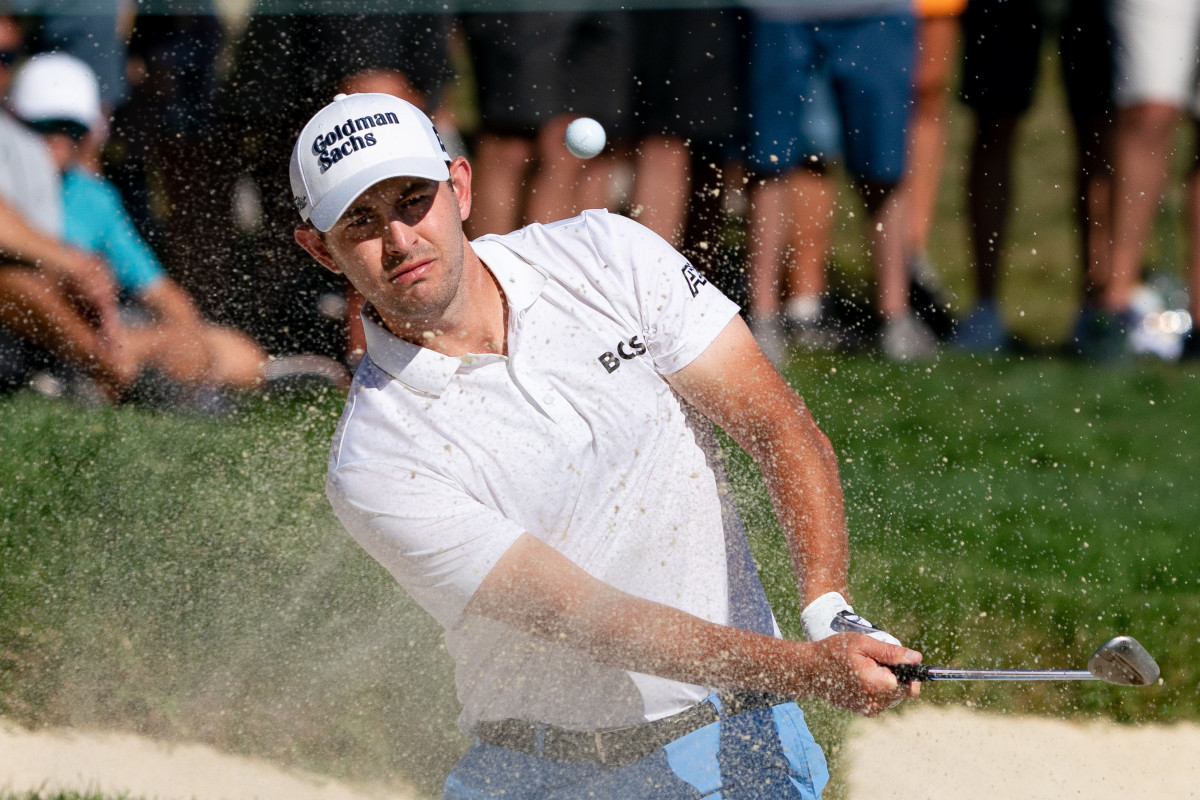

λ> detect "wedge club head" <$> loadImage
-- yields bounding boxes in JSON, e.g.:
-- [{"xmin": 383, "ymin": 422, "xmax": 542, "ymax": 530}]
[
  {"xmin": 1086, "ymin": 635, "xmax": 1160, "ymax": 686},
  {"xmin": 889, "ymin": 635, "xmax": 1160, "ymax": 686}
]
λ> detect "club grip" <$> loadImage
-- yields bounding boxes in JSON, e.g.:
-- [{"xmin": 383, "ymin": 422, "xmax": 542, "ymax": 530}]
[{"xmin": 888, "ymin": 663, "xmax": 931, "ymax": 682}]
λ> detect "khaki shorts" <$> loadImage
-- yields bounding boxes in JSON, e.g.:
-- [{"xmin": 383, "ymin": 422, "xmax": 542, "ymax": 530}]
[{"xmin": 1112, "ymin": 0, "xmax": 1200, "ymax": 113}]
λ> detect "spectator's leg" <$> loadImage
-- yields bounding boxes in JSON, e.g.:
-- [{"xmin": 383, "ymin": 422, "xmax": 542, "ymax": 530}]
[
  {"xmin": 967, "ymin": 114, "xmax": 1021, "ymax": 307},
  {"xmin": 784, "ymin": 166, "xmax": 833, "ymax": 306},
  {"xmin": 747, "ymin": 174, "xmax": 792, "ymax": 319},
  {"xmin": 465, "ymin": 133, "xmax": 534, "ymax": 237},
  {"xmin": 1072, "ymin": 112, "xmax": 1115, "ymax": 306},
  {"xmin": 862, "ymin": 183, "xmax": 906, "ymax": 319},
  {"xmin": 0, "ymin": 267, "xmax": 137, "ymax": 395},
  {"xmin": 1106, "ymin": 101, "xmax": 1180, "ymax": 312},
  {"xmin": 631, "ymin": 134, "xmax": 692, "ymax": 247},
  {"xmin": 904, "ymin": 12, "xmax": 959, "ymax": 263},
  {"xmin": 1058, "ymin": 0, "xmax": 1116, "ymax": 310},
  {"xmin": 525, "ymin": 115, "xmax": 596, "ymax": 224},
  {"xmin": 744, "ymin": 172, "xmax": 794, "ymax": 365},
  {"xmin": 195, "ymin": 324, "xmax": 268, "ymax": 389},
  {"xmin": 1187, "ymin": 118, "xmax": 1200, "ymax": 328}
]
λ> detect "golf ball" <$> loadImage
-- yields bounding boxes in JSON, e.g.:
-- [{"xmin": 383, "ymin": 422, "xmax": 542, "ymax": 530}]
[{"xmin": 564, "ymin": 117, "xmax": 606, "ymax": 159}]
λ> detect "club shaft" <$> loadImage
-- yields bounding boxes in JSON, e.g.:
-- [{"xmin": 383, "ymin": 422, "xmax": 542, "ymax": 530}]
[{"xmin": 925, "ymin": 668, "xmax": 1097, "ymax": 682}]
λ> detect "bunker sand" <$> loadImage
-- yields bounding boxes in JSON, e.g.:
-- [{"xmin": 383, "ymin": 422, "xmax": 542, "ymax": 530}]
[
  {"xmin": 0, "ymin": 719, "xmax": 417, "ymax": 800},
  {"xmin": 4, "ymin": 708, "xmax": 1199, "ymax": 799},
  {"xmin": 844, "ymin": 706, "xmax": 1200, "ymax": 800}
]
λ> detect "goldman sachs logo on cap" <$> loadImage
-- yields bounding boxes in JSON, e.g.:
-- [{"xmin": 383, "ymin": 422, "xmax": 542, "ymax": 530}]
[{"xmin": 311, "ymin": 111, "xmax": 402, "ymax": 174}]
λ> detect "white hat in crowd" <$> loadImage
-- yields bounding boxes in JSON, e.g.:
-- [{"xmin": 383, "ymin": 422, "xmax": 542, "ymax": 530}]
[
  {"xmin": 290, "ymin": 92, "xmax": 451, "ymax": 232},
  {"xmin": 9, "ymin": 51, "xmax": 101, "ymax": 135}
]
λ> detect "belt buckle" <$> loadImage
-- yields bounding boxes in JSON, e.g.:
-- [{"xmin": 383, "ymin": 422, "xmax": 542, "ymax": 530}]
[{"xmin": 593, "ymin": 731, "xmax": 607, "ymax": 764}]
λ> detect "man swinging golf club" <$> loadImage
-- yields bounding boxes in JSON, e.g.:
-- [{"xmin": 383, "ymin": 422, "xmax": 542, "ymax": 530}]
[{"xmin": 290, "ymin": 92, "xmax": 921, "ymax": 799}]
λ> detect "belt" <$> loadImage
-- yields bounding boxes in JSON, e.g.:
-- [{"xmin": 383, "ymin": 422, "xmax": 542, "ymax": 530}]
[{"xmin": 471, "ymin": 689, "xmax": 790, "ymax": 767}]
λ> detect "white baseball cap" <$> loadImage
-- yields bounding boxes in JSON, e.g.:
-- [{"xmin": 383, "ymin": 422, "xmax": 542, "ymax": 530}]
[
  {"xmin": 290, "ymin": 92, "xmax": 451, "ymax": 232},
  {"xmin": 9, "ymin": 51, "xmax": 101, "ymax": 133}
]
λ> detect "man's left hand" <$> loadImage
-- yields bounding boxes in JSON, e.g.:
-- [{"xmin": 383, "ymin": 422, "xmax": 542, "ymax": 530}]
[{"xmin": 801, "ymin": 591, "xmax": 902, "ymax": 647}]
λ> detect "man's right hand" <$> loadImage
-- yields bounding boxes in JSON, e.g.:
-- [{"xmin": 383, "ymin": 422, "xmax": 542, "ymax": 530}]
[{"xmin": 805, "ymin": 633, "xmax": 922, "ymax": 717}]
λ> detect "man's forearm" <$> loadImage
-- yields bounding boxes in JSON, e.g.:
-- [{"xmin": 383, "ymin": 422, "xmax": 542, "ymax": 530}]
[
  {"xmin": 464, "ymin": 533, "xmax": 914, "ymax": 714},
  {"xmin": 749, "ymin": 399, "xmax": 850, "ymax": 606}
]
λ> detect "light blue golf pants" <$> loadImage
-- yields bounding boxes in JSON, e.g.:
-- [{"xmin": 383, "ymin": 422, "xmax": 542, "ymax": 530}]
[{"xmin": 443, "ymin": 699, "xmax": 828, "ymax": 800}]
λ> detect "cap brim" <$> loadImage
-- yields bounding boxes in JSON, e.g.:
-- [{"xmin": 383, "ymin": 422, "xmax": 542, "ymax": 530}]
[{"xmin": 308, "ymin": 156, "xmax": 451, "ymax": 232}]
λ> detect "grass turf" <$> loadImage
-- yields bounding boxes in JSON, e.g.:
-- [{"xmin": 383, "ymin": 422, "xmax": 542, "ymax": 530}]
[{"xmin": 2, "ymin": 351, "xmax": 1198, "ymax": 798}]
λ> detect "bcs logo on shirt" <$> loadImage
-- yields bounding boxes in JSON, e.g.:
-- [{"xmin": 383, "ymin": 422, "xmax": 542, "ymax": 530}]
[{"xmin": 597, "ymin": 335, "xmax": 647, "ymax": 373}]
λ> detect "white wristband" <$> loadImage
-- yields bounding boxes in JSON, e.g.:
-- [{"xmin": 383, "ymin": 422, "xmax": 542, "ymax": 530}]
[{"xmin": 801, "ymin": 591, "xmax": 902, "ymax": 646}]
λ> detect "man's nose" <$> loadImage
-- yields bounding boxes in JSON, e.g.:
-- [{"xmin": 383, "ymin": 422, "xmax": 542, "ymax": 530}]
[{"xmin": 382, "ymin": 219, "xmax": 417, "ymax": 253}]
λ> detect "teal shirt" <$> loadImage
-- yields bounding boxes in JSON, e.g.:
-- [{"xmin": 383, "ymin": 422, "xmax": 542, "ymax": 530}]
[{"xmin": 61, "ymin": 168, "xmax": 165, "ymax": 295}]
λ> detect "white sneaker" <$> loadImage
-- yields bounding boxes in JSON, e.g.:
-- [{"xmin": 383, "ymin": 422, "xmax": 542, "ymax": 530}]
[
  {"xmin": 881, "ymin": 312, "xmax": 937, "ymax": 363},
  {"xmin": 747, "ymin": 314, "xmax": 789, "ymax": 367}
]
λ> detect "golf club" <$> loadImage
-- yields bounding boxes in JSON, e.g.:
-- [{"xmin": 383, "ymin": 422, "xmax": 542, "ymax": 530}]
[{"xmin": 885, "ymin": 635, "xmax": 1160, "ymax": 686}]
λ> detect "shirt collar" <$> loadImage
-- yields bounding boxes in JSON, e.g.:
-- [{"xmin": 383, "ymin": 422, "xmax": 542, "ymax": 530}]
[
  {"xmin": 360, "ymin": 238, "xmax": 548, "ymax": 397},
  {"xmin": 473, "ymin": 236, "xmax": 548, "ymax": 312}
]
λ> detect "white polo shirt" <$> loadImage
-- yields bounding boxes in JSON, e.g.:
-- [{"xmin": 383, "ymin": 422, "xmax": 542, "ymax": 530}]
[{"xmin": 326, "ymin": 210, "xmax": 759, "ymax": 732}]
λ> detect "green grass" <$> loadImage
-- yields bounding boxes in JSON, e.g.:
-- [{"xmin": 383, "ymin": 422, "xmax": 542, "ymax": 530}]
[
  {"xmin": 0, "ymin": 389, "xmax": 461, "ymax": 798},
  {"xmin": 3, "ymin": 351, "xmax": 1198, "ymax": 798}
]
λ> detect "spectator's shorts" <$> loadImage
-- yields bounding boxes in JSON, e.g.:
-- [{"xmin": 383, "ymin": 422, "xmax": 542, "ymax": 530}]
[
  {"xmin": 747, "ymin": 13, "xmax": 914, "ymax": 185},
  {"xmin": 630, "ymin": 8, "xmax": 746, "ymax": 142},
  {"xmin": 461, "ymin": 11, "xmax": 634, "ymax": 140},
  {"xmin": 961, "ymin": 0, "xmax": 1113, "ymax": 119},
  {"xmin": 1111, "ymin": 0, "xmax": 1200, "ymax": 114}
]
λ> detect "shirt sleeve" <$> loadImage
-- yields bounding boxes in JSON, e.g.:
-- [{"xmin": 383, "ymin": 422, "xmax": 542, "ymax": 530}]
[
  {"xmin": 581, "ymin": 211, "xmax": 739, "ymax": 375},
  {"xmin": 327, "ymin": 459, "xmax": 527, "ymax": 630},
  {"xmin": 61, "ymin": 171, "xmax": 166, "ymax": 295}
]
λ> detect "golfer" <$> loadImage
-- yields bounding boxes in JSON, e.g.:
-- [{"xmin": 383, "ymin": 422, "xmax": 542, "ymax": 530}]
[{"xmin": 291, "ymin": 93, "xmax": 921, "ymax": 799}]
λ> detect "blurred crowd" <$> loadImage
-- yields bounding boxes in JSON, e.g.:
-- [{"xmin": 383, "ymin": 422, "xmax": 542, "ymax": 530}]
[{"xmin": 1, "ymin": 0, "xmax": 1198, "ymax": 413}]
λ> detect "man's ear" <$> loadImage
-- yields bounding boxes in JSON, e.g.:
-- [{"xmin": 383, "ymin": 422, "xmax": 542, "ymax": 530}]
[
  {"xmin": 294, "ymin": 225, "xmax": 341, "ymax": 274},
  {"xmin": 449, "ymin": 156, "xmax": 472, "ymax": 222}
]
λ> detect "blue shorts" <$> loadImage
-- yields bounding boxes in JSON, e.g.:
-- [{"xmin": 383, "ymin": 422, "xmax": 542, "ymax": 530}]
[
  {"xmin": 747, "ymin": 14, "xmax": 915, "ymax": 185},
  {"xmin": 443, "ymin": 699, "xmax": 828, "ymax": 800}
]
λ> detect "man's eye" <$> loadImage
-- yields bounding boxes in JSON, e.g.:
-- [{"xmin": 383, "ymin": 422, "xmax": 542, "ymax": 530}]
[{"xmin": 402, "ymin": 193, "xmax": 433, "ymax": 209}]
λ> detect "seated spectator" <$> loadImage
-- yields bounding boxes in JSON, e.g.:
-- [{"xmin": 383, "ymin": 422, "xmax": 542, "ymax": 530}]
[
  {"xmin": 0, "ymin": 14, "xmax": 126, "ymax": 395},
  {"xmin": 2, "ymin": 52, "xmax": 347, "ymax": 405}
]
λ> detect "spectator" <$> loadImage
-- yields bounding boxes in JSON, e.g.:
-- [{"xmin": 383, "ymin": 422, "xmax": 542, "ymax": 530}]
[
  {"xmin": 1104, "ymin": 0, "xmax": 1200, "ymax": 359},
  {"xmin": 460, "ymin": 10, "xmax": 634, "ymax": 237},
  {"xmin": 743, "ymin": 1, "xmax": 930, "ymax": 364},
  {"xmin": 625, "ymin": 8, "xmax": 746, "ymax": 250},
  {"xmin": 901, "ymin": 0, "xmax": 965, "ymax": 340},
  {"xmin": 748, "ymin": 70, "xmax": 844, "ymax": 359},
  {"xmin": 0, "ymin": 14, "xmax": 125, "ymax": 396},
  {"xmin": 105, "ymin": 8, "xmax": 227, "ymax": 320},
  {"xmin": 956, "ymin": 0, "xmax": 1114, "ymax": 355},
  {"xmin": 622, "ymin": 8, "xmax": 753, "ymax": 306},
  {"xmin": 5, "ymin": 52, "xmax": 347, "ymax": 404},
  {"xmin": 16, "ymin": 0, "xmax": 132, "ymax": 173}
]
